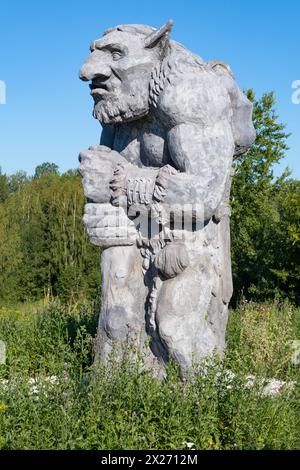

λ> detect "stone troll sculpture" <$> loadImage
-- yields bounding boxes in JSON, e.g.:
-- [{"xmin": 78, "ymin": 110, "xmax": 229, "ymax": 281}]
[{"xmin": 78, "ymin": 20, "xmax": 255, "ymax": 377}]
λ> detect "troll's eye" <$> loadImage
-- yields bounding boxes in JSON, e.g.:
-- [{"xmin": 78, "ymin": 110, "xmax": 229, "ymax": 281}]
[{"xmin": 111, "ymin": 50, "xmax": 122, "ymax": 61}]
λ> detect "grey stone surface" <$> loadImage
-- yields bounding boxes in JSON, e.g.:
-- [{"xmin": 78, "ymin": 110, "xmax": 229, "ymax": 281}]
[{"xmin": 78, "ymin": 20, "xmax": 256, "ymax": 377}]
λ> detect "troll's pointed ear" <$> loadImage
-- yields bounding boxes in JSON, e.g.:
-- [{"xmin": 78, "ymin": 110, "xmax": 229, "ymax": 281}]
[{"xmin": 144, "ymin": 20, "xmax": 173, "ymax": 49}]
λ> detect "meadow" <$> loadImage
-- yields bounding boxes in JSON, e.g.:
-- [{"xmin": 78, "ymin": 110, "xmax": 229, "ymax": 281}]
[{"xmin": 0, "ymin": 299, "xmax": 299, "ymax": 450}]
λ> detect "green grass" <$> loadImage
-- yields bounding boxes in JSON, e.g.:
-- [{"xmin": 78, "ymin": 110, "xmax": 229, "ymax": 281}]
[{"xmin": 0, "ymin": 299, "xmax": 299, "ymax": 450}]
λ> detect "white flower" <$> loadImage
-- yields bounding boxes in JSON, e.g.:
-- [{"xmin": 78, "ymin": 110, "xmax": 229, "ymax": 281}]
[{"xmin": 183, "ymin": 441, "xmax": 195, "ymax": 449}]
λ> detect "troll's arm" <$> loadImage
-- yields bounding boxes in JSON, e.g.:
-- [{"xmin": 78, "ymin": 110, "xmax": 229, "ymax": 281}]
[{"xmin": 107, "ymin": 119, "xmax": 234, "ymax": 224}]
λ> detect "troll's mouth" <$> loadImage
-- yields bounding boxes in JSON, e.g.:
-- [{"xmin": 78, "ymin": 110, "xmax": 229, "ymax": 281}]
[{"xmin": 89, "ymin": 80, "xmax": 109, "ymax": 96}]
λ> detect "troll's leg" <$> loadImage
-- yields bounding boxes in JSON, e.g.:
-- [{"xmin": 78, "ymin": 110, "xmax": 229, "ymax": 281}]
[{"xmin": 95, "ymin": 244, "xmax": 151, "ymax": 366}]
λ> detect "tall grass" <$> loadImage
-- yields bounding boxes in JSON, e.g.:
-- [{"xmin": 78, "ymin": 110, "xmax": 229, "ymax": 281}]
[{"xmin": 0, "ymin": 300, "xmax": 299, "ymax": 449}]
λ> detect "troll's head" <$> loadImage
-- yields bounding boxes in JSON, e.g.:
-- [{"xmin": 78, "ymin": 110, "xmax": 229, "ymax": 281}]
[{"xmin": 79, "ymin": 21, "xmax": 173, "ymax": 124}]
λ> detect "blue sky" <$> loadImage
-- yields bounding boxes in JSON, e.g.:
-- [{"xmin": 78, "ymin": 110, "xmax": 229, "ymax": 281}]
[{"xmin": 0, "ymin": 0, "xmax": 299, "ymax": 177}]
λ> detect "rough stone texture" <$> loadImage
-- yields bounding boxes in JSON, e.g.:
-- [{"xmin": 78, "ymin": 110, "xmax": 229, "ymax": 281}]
[{"xmin": 78, "ymin": 21, "xmax": 256, "ymax": 377}]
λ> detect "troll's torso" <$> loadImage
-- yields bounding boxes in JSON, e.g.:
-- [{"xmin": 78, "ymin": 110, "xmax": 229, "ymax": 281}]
[{"xmin": 102, "ymin": 117, "xmax": 170, "ymax": 168}]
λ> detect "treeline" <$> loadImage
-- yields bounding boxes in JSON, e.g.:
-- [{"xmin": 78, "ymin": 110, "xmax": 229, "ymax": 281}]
[
  {"xmin": 0, "ymin": 91, "xmax": 299, "ymax": 305},
  {"xmin": 231, "ymin": 91, "xmax": 300, "ymax": 304},
  {"xmin": 0, "ymin": 165, "xmax": 100, "ymax": 303}
]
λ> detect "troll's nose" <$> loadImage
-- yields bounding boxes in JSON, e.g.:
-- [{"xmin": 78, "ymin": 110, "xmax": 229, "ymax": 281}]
[{"xmin": 79, "ymin": 52, "xmax": 112, "ymax": 81}]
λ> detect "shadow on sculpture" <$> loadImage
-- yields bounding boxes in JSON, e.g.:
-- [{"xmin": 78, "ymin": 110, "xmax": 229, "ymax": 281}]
[{"xmin": 78, "ymin": 20, "xmax": 255, "ymax": 378}]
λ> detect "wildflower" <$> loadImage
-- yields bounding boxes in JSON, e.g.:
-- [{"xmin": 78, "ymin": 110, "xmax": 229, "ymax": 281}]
[
  {"xmin": 45, "ymin": 375, "xmax": 59, "ymax": 385},
  {"xmin": 28, "ymin": 378, "xmax": 37, "ymax": 385},
  {"xmin": 183, "ymin": 441, "xmax": 195, "ymax": 449},
  {"xmin": 29, "ymin": 385, "xmax": 40, "ymax": 396},
  {"xmin": 290, "ymin": 340, "xmax": 300, "ymax": 365},
  {"xmin": 0, "ymin": 403, "xmax": 8, "ymax": 412}
]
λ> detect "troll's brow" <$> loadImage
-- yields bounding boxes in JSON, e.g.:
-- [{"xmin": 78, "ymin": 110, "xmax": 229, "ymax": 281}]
[{"xmin": 90, "ymin": 42, "xmax": 125, "ymax": 52}]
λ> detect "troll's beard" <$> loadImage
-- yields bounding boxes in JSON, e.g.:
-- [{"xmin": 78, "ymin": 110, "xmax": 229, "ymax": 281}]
[{"xmin": 93, "ymin": 92, "xmax": 149, "ymax": 124}]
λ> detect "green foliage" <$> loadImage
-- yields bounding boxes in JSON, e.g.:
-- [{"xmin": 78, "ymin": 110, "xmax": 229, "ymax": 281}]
[
  {"xmin": 0, "ymin": 171, "xmax": 100, "ymax": 304},
  {"xmin": 0, "ymin": 300, "xmax": 299, "ymax": 449},
  {"xmin": 231, "ymin": 91, "xmax": 300, "ymax": 304},
  {"xmin": 0, "ymin": 168, "xmax": 29, "ymax": 203},
  {"xmin": 235, "ymin": 90, "xmax": 290, "ymax": 183},
  {"xmin": 226, "ymin": 300, "xmax": 300, "ymax": 377},
  {"xmin": 8, "ymin": 170, "xmax": 29, "ymax": 193},
  {"xmin": 34, "ymin": 162, "xmax": 59, "ymax": 179},
  {"xmin": 0, "ymin": 168, "xmax": 9, "ymax": 203}
]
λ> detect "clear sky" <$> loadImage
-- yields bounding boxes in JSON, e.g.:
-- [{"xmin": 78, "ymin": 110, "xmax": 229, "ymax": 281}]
[{"xmin": 0, "ymin": 0, "xmax": 299, "ymax": 177}]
